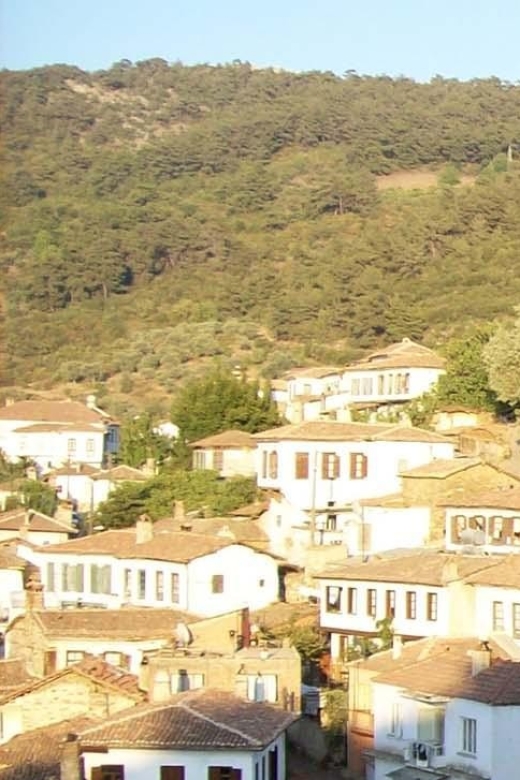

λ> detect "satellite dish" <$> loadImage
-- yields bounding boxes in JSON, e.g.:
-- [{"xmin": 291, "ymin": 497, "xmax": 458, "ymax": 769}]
[{"xmin": 175, "ymin": 621, "xmax": 193, "ymax": 648}]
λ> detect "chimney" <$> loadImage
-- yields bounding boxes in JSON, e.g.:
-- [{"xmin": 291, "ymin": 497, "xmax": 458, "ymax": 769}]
[
  {"xmin": 138, "ymin": 656, "xmax": 150, "ymax": 692},
  {"xmin": 149, "ymin": 669, "xmax": 171, "ymax": 702},
  {"xmin": 136, "ymin": 514, "xmax": 153, "ymax": 544},
  {"xmin": 19, "ymin": 509, "xmax": 33, "ymax": 541},
  {"xmin": 392, "ymin": 634, "xmax": 403, "ymax": 660},
  {"xmin": 60, "ymin": 733, "xmax": 82, "ymax": 780},
  {"xmin": 469, "ymin": 642, "xmax": 492, "ymax": 676},
  {"xmin": 25, "ymin": 573, "xmax": 45, "ymax": 611},
  {"xmin": 174, "ymin": 500, "xmax": 185, "ymax": 522},
  {"xmin": 86, "ymin": 394, "xmax": 97, "ymax": 410},
  {"xmin": 441, "ymin": 558, "xmax": 459, "ymax": 585},
  {"xmin": 142, "ymin": 458, "xmax": 157, "ymax": 477},
  {"xmin": 241, "ymin": 607, "xmax": 251, "ymax": 648}
]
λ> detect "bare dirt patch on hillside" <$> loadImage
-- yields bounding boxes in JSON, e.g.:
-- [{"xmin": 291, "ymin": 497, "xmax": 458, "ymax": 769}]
[{"xmin": 377, "ymin": 168, "xmax": 475, "ymax": 191}]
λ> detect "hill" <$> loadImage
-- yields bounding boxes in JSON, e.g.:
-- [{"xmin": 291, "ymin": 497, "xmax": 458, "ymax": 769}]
[{"xmin": 1, "ymin": 61, "xmax": 520, "ymax": 415}]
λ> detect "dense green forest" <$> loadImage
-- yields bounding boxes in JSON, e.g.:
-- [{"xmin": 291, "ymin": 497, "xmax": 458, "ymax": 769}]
[{"xmin": 1, "ymin": 60, "xmax": 520, "ymax": 415}]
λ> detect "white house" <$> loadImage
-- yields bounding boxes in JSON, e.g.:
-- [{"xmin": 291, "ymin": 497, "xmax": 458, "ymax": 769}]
[
  {"xmin": 0, "ymin": 508, "xmax": 74, "ymax": 546},
  {"xmin": 76, "ymin": 689, "xmax": 297, "ymax": 780},
  {"xmin": 19, "ymin": 516, "xmax": 281, "ymax": 616},
  {"xmin": 254, "ymin": 421, "xmax": 454, "ymax": 550},
  {"xmin": 465, "ymin": 557, "xmax": 520, "ymax": 643},
  {"xmin": 271, "ymin": 366, "xmax": 343, "ymax": 423},
  {"xmin": 190, "ymin": 429, "xmax": 257, "ymax": 478},
  {"xmin": 0, "ymin": 397, "xmax": 119, "ymax": 472},
  {"xmin": 368, "ymin": 637, "xmax": 520, "ymax": 780},
  {"xmin": 444, "ymin": 486, "xmax": 520, "ymax": 555},
  {"xmin": 340, "ymin": 337, "xmax": 445, "ymax": 409},
  {"xmin": 315, "ymin": 551, "xmax": 506, "ymax": 661},
  {"xmin": 0, "ymin": 547, "xmax": 27, "ymax": 626}
]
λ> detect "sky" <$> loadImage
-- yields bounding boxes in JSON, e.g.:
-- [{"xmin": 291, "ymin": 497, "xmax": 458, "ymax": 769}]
[{"xmin": 0, "ymin": 0, "xmax": 519, "ymax": 83}]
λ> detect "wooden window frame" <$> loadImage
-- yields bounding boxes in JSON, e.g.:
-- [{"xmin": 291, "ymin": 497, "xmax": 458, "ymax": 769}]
[
  {"xmin": 349, "ymin": 452, "xmax": 368, "ymax": 480},
  {"xmin": 322, "ymin": 452, "xmax": 340, "ymax": 479},
  {"xmin": 295, "ymin": 452, "xmax": 309, "ymax": 479},
  {"xmin": 405, "ymin": 591, "xmax": 417, "ymax": 620}
]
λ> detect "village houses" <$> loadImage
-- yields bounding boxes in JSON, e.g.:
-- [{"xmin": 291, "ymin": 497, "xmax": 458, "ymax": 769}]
[
  {"xmin": 16, "ymin": 515, "xmax": 282, "ymax": 617},
  {"xmin": 0, "ymin": 396, "xmax": 119, "ymax": 473}
]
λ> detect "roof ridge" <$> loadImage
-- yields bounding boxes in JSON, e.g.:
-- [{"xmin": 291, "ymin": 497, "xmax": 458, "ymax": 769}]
[{"xmin": 178, "ymin": 696, "xmax": 262, "ymax": 746}]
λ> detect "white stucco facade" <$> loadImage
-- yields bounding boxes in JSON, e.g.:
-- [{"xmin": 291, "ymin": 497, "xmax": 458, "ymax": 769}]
[{"xmin": 82, "ymin": 735, "xmax": 287, "ymax": 780}]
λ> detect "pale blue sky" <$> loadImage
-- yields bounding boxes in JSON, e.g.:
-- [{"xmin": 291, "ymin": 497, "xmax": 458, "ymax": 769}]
[{"xmin": 0, "ymin": 0, "xmax": 519, "ymax": 82}]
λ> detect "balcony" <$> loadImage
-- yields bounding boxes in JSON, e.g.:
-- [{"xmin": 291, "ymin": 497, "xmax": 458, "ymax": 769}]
[{"xmin": 403, "ymin": 741, "xmax": 446, "ymax": 770}]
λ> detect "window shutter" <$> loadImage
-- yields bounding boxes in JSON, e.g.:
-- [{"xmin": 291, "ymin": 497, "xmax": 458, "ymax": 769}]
[
  {"xmin": 231, "ymin": 771, "xmax": 242, "ymax": 780},
  {"xmin": 91, "ymin": 769, "xmax": 103, "ymax": 780},
  {"xmin": 295, "ymin": 452, "xmax": 309, "ymax": 479}
]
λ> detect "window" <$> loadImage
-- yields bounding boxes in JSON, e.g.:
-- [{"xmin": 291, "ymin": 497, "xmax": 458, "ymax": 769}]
[
  {"xmin": 67, "ymin": 438, "xmax": 77, "ymax": 453},
  {"xmin": 171, "ymin": 670, "xmax": 204, "ymax": 693},
  {"xmin": 156, "ymin": 571, "xmax": 164, "ymax": 601},
  {"xmin": 90, "ymin": 564, "xmax": 111, "ymax": 594},
  {"xmin": 91, "ymin": 767, "xmax": 125, "ymax": 780},
  {"xmin": 137, "ymin": 569, "xmax": 146, "ymax": 599},
  {"xmin": 389, "ymin": 702, "xmax": 402, "ymax": 737},
  {"xmin": 386, "ymin": 589, "xmax": 396, "ymax": 618},
  {"xmin": 418, "ymin": 706, "xmax": 445, "ymax": 745},
  {"xmin": 349, "ymin": 453, "xmax": 368, "ymax": 479},
  {"xmin": 347, "ymin": 587, "xmax": 358, "ymax": 615},
  {"xmin": 405, "ymin": 591, "xmax": 417, "ymax": 620},
  {"xmin": 193, "ymin": 450, "xmax": 206, "ymax": 470},
  {"xmin": 461, "ymin": 716, "xmax": 477, "ymax": 755},
  {"xmin": 208, "ymin": 768, "xmax": 241, "ymax": 780},
  {"xmin": 351, "ymin": 378, "xmax": 360, "ymax": 396},
  {"xmin": 426, "ymin": 592, "xmax": 438, "ymax": 621},
  {"xmin": 492, "ymin": 601, "xmax": 505, "ymax": 631},
  {"xmin": 367, "ymin": 589, "xmax": 377, "ymax": 618},
  {"xmin": 262, "ymin": 451, "xmax": 268, "ymax": 479},
  {"xmin": 61, "ymin": 563, "xmax": 84, "ymax": 593},
  {"xmin": 295, "ymin": 452, "xmax": 309, "ymax": 479},
  {"xmin": 211, "ymin": 574, "xmax": 224, "ymax": 594},
  {"xmin": 403, "ymin": 373, "xmax": 410, "ymax": 393},
  {"xmin": 247, "ymin": 673, "xmax": 277, "ymax": 703},
  {"xmin": 513, "ymin": 518, "xmax": 520, "ymax": 545},
  {"xmin": 490, "ymin": 516, "xmax": 505, "ymax": 543},
  {"xmin": 213, "ymin": 449, "xmax": 223, "ymax": 471},
  {"xmin": 377, "ymin": 374, "xmax": 385, "ymax": 395},
  {"xmin": 160, "ymin": 768, "xmax": 185, "ymax": 780},
  {"xmin": 325, "ymin": 585, "xmax": 342, "ymax": 613},
  {"xmin": 123, "ymin": 569, "xmax": 132, "ymax": 598},
  {"xmin": 513, "ymin": 603, "xmax": 520, "ymax": 638},
  {"xmin": 47, "ymin": 562, "xmax": 55, "ymax": 592},
  {"xmin": 171, "ymin": 572, "xmax": 180, "ymax": 603},
  {"xmin": 86, "ymin": 438, "xmax": 95, "ymax": 454},
  {"xmin": 325, "ymin": 513, "xmax": 337, "ymax": 531},
  {"xmin": 66, "ymin": 650, "xmax": 85, "ymax": 666},
  {"xmin": 268, "ymin": 450, "xmax": 278, "ymax": 479},
  {"xmin": 0, "ymin": 711, "xmax": 3, "ymax": 740},
  {"xmin": 322, "ymin": 452, "xmax": 340, "ymax": 479},
  {"xmin": 259, "ymin": 578, "xmax": 265, "ymax": 588}
]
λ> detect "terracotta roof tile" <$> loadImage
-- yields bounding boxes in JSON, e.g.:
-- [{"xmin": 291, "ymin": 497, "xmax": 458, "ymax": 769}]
[
  {"xmin": 282, "ymin": 366, "xmax": 341, "ymax": 380},
  {"xmin": 253, "ymin": 421, "xmax": 451, "ymax": 443},
  {"xmin": 343, "ymin": 338, "xmax": 445, "ymax": 372},
  {"xmin": 441, "ymin": 486, "xmax": 520, "ymax": 510},
  {"xmin": 373, "ymin": 638, "xmax": 520, "ymax": 704},
  {"xmin": 0, "ymin": 546, "xmax": 27, "ymax": 570},
  {"xmin": 315, "ymin": 551, "xmax": 502, "ymax": 586},
  {"xmin": 230, "ymin": 500, "xmax": 269, "ymax": 518},
  {"xmin": 0, "ymin": 660, "xmax": 36, "ymax": 696},
  {"xmin": 37, "ymin": 527, "xmax": 234, "ymax": 562},
  {"xmin": 154, "ymin": 516, "xmax": 268, "ymax": 545},
  {"xmin": 190, "ymin": 429, "xmax": 257, "ymax": 448},
  {"xmin": 400, "ymin": 457, "xmax": 482, "ymax": 478},
  {"xmin": 465, "ymin": 556, "xmax": 520, "ymax": 589},
  {"xmin": 51, "ymin": 463, "xmax": 98, "ymax": 476},
  {"xmin": 14, "ymin": 422, "xmax": 101, "ymax": 433},
  {"xmin": 0, "ymin": 717, "xmax": 95, "ymax": 780},
  {"xmin": 0, "ymin": 508, "xmax": 73, "ymax": 534},
  {"xmin": 23, "ymin": 607, "xmax": 199, "ymax": 640},
  {"xmin": 79, "ymin": 689, "xmax": 298, "ymax": 750},
  {"xmin": 0, "ymin": 655, "xmax": 143, "ymax": 705},
  {"xmin": 0, "ymin": 400, "xmax": 108, "ymax": 424},
  {"xmin": 90, "ymin": 465, "xmax": 148, "ymax": 481}
]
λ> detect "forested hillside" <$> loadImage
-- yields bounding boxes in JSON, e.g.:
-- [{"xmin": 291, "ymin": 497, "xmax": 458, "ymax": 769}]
[{"xmin": 1, "ymin": 60, "xmax": 520, "ymax": 414}]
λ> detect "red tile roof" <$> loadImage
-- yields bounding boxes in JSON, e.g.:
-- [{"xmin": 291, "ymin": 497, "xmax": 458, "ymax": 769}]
[
  {"xmin": 90, "ymin": 465, "xmax": 148, "ymax": 481},
  {"xmin": 79, "ymin": 689, "xmax": 298, "ymax": 750},
  {"xmin": 400, "ymin": 457, "xmax": 482, "ymax": 478},
  {"xmin": 373, "ymin": 638, "xmax": 520, "ymax": 705},
  {"xmin": 0, "ymin": 716, "xmax": 95, "ymax": 780},
  {"xmin": 0, "ymin": 508, "xmax": 72, "ymax": 534},
  {"xmin": 190, "ymin": 429, "xmax": 257, "ymax": 448},
  {"xmin": 0, "ymin": 400, "xmax": 107, "ymax": 424},
  {"xmin": 16, "ymin": 607, "xmax": 199, "ymax": 641},
  {"xmin": 315, "ymin": 551, "xmax": 502, "ymax": 586},
  {"xmin": 465, "ymin": 556, "xmax": 520, "ymax": 589},
  {"xmin": 0, "ymin": 659, "xmax": 36, "ymax": 696},
  {"xmin": 343, "ymin": 338, "xmax": 445, "ymax": 372},
  {"xmin": 253, "ymin": 421, "xmax": 451, "ymax": 444},
  {"xmin": 441, "ymin": 486, "xmax": 520, "ymax": 510},
  {"xmin": 38, "ymin": 526, "xmax": 236, "ymax": 562}
]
